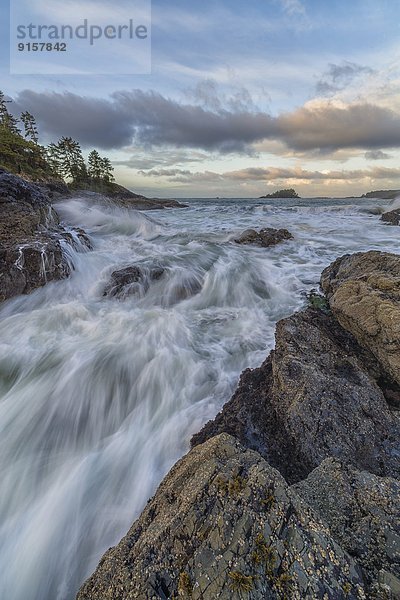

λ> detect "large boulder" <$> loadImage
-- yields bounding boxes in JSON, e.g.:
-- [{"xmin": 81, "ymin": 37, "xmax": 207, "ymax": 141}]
[
  {"xmin": 103, "ymin": 265, "xmax": 164, "ymax": 299},
  {"xmin": 234, "ymin": 228, "xmax": 293, "ymax": 248},
  {"xmin": 192, "ymin": 308, "xmax": 400, "ymax": 484},
  {"xmin": 0, "ymin": 170, "xmax": 91, "ymax": 302},
  {"xmin": 381, "ymin": 209, "xmax": 400, "ymax": 226},
  {"xmin": 321, "ymin": 251, "xmax": 400, "ymax": 389},
  {"xmin": 77, "ymin": 434, "xmax": 366, "ymax": 600},
  {"xmin": 293, "ymin": 458, "xmax": 400, "ymax": 588}
]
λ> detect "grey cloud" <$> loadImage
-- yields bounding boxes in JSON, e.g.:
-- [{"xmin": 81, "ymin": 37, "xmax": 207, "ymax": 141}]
[
  {"xmin": 14, "ymin": 89, "xmax": 400, "ymax": 154},
  {"xmin": 146, "ymin": 166, "xmax": 400, "ymax": 184},
  {"xmin": 365, "ymin": 150, "xmax": 391, "ymax": 160},
  {"xmin": 316, "ymin": 61, "xmax": 373, "ymax": 95},
  {"xmin": 14, "ymin": 90, "xmax": 134, "ymax": 149},
  {"xmin": 113, "ymin": 149, "xmax": 209, "ymax": 170},
  {"xmin": 277, "ymin": 103, "xmax": 400, "ymax": 152}
]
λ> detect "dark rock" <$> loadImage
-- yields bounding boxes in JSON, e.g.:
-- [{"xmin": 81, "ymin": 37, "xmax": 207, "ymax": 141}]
[
  {"xmin": 0, "ymin": 171, "xmax": 91, "ymax": 302},
  {"xmin": 293, "ymin": 458, "xmax": 400, "ymax": 587},
  {"xmin": 37, "ymin": 180, "xmax": 71, "ymax": 200},
  {"xmin": 103, "ymin": 265, "xmax": 164, "ymax": 299},
  {"xmin": 192, "ymin": 308, "xmax": 400, "ymax": 484},
  {"xmin": 77, "ymin": 434, "xmax": 367, "ymax": 600},
  {"xmin": 61, "ymin": 228, "xmax": 93, "ymax": 252},
  {"xmin": 381, "ymin": 208, "xmax": 400, "ymax": 225},
  {"xmin": 69, "ymin": 189, "xmax": 188, "ymax": 211},
  {"xmin": 234, "ymin": 228, "xmax": 293, "ymax": 247}
]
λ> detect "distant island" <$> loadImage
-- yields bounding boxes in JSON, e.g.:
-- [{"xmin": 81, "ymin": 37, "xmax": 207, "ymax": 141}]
[
  {"xmin": 361, "ymin": 190, "xmax": 400, "ymax": 200},
  {"xmin": 259, "ymin": 188, "xmax": 300, "ymax": 198}
]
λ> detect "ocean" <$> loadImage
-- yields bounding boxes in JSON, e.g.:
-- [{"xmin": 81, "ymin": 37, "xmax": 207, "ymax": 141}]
[{"xmin": 0, "ymin": 195, "xmax": 398, "ymax": 599}]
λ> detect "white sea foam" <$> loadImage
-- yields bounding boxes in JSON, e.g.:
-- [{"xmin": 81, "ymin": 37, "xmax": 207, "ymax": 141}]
[{"xmin": 0, "ymin": 195, "xmax": 398, "ymax": 599}]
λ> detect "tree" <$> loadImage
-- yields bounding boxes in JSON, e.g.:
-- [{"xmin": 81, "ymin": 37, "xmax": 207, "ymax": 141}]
[
  {"xmin": 87, "ymin": 149, "xmax": 103, "ymax": 179},
  {"xmin": 0, "ymin": 91, "xmax": 10, "ymax": 123},
  {"xmin": 53, "ymin": 136, "xmax": 87, "ymax": 182},
  {"xmin": 100, "ymin": 156, "xmax": 114, "ymax": 182},
  {"xmin": 0, "ymin": 91, "xmax": 21, "ymax": 135},
  {"xmin": 45, "ymin": 143, "xmax": 63, "ymax": 178},
  {"xmin": 21, "ymin": 111, "xmax": 39, "ymax": 144}
]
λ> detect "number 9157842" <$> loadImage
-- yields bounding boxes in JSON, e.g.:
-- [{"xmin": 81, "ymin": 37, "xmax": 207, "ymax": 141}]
[{"xmin": 18, "ymin": 43, "xmax": 67, "ymax": 51}]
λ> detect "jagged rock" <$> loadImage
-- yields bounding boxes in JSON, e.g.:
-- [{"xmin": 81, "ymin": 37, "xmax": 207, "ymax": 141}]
[
  {"xmin": 37, "ymin": 179, "xmax": 71, "ymax": 200},
  {"xmin": 293, "ymin": 458, "xmax": 400, "ymax": 588},
  {"xmin": 103, "ymin": 265, "xmax": 164, "ymax": 299},
  {"xmin": 61, "ymin": 228, "xmax": 93, "ymax": 252},
  {"xmin": 77, "ymin": 434, "xmax": 367, "ymax": 600},
  {"xmin": 381, "ymin": 209, "xmax": 400, "ymax": 226},
  {"xmin": 70, "ymin": 189, "xmax": 187, "ymax": 210},
  {"xmin": 0, "ymin": 171, "xmax": 91, "ymax": 302},
  {"xmin": 321, "ymin": 251, "xmax": 400, "ymax": 390},
  {"xmin": 234, "ymin": 228, "xmax": 293, "ymax": 248},
  {"xmin": 192, "ymin": 308, "xmax": 400, "ymax": 484}
]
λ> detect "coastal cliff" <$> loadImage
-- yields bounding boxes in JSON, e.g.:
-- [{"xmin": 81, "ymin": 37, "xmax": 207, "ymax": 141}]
[
  {"xmin": 77, "ymin": 250, "xmax": 400, "ymax": 599},
  {"xmin": 0, "ymin": 170, "xmax": 92, "ymax": 302},
  {"xmin": 0, "ymin": 170, "xmax": 185, "ymax": 303}
]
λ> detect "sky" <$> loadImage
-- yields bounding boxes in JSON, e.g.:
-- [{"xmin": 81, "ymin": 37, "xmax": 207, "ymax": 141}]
[{"xmin": 1, "ymin": 0, "xmax": 400, "ymax": 197}]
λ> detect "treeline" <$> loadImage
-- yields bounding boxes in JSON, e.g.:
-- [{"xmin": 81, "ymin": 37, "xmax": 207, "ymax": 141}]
[
  {"xmin": 0, "ymin": 91, "xmax": 114, "ymax": 185},
  {"xmin": 259, "ymin": 188, "xmax": 300, "ymax": 198}
]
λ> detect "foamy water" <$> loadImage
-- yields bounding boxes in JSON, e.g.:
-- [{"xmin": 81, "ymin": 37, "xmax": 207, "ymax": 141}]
[{"xmin": 0, "ymin": 195, "xmax": 398, "ymax": 600}]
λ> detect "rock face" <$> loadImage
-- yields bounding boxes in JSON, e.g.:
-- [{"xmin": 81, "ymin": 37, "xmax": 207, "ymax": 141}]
[
  {"xmin": 192, "ymin": 308, "xmax": 400, "ymax": 484},
  {"xmin": 77, "ymin": 434, "xmax": 367, "ymax": 600},
  {"xmin": 103, "ymin": 265, "xmax": 164, "ymax": 299},
  {"xmin": 0, "ymin": 170, "xmax": 91, "ymax": 302},
  {"xmin": 77, "ymin": 251, "xmax": 400, "ymax": 600},
  {"xmin": 321, "ymin": 251, "xmax": 400, "ymax": 390},
  {"xmin": 70, "ymin": 189, "xmax": 187, "ymax": 210},
  {"xmin": 381, "ymin": 209, "xmax": 400, "ymax": 226},
  {"xmin": 293, "ymin": 458, "xmax": 400, "ymax": 586},
  {"xmin": 234, "ymin": 228, "xmax": 293, "ymax": 248}
]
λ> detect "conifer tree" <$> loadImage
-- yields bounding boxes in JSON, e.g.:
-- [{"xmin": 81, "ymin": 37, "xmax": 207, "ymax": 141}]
[
  {"xmin": 88, "ymin": 149, "xmax": 103, "ymax": 179},
  {"xmin": 21, "ymin": 111, "xmax": 39, "ymax": 144},
  {"xmin": 55, "ymin": 137, "xmax": 87, "ymax": 182},
  {"xmin": 100, "ymin": 157, "xmax": 114, "ymax": 182}
]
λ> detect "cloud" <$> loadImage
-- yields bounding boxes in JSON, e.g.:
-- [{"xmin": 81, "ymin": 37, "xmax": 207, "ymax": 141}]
[
  {"xmin": 365, "ymin": 149, "xmax": 391, "ymax": 160},
  {"xmin": 316, "ymin": 61, "xmax": 374, "ymax": 96},
  {"xmin": 279, "ymin": 0, "xmax": 306, "ymax": 17},
  {"xmin": 114, "ymin": 149, "xmax": 209, "ymax": 170},
  {"xmin": 275, "ymin": 101, "xmax": 400, "ymax": 152},
  {"xmin": 14, "ymin": 90, "xmax": 134, "ymax": 149},
  {"xmin": 14, "ymin": 89, "xmax": 400, "ymax": 155},
  {"xmin": 140, "ymin": 165, "xmax": 400, "ymax": 185},
  {"xmin": 184, "ymin": 79, "xmax": 256, "ymax": 113}
]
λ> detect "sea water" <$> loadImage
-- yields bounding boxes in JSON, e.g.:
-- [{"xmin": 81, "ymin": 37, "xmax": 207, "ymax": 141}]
[{"xmin": 0, "ymin": 195, "xmax": 398, "ymax": 599}]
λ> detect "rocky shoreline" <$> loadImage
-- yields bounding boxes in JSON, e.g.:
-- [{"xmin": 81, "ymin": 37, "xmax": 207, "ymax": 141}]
[
  {"xmin": 0, "ymin": 170, "xmax": 93, "ymax": 302},
  {"xmin": 77, "ymin": 250, "xmax": 400, "ymax": 600},
  {"xmin": 0, "ymin": 171, "xmax": 187, "ymax": 303},
  {"xmin": 1, "ymin": 171, "xmax": 399, "ymax": 598}
]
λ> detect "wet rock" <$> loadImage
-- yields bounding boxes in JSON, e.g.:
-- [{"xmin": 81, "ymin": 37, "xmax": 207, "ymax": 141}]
[
  {"xmin": 293, "ymin": 458, "xmax": 400, "ymax": 587},
  {"xmin": 192, "ymin": 308, "xmax": 400, "ymax": 484},
  {"xmin": 234, "ymin": 228, "xmax": 293, "ymax": 248},
  {"xmin": 0, "ymin": 170, "xmax": 91, "ymax": 302},
  {"xmin": 77, "ymin": 434, "xmax": 367, "ymax": 600},
  {"xmin": 70, "ymin": 189, "xmax": 188, "ymax": 210},
  {"xmin": 381, "ymin": 209, "xmax": 400, "ymax": 226},
  {"xmin": 321, "ymin": 251, "xmax": 400, "ymax": 389},
  {"xmin": 103, "ymin": 265, "xmax": 164, "ymax": 299},
  {"xmin": 60, "ymin": 228, "xmax": 93, "ymax": 252}
]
